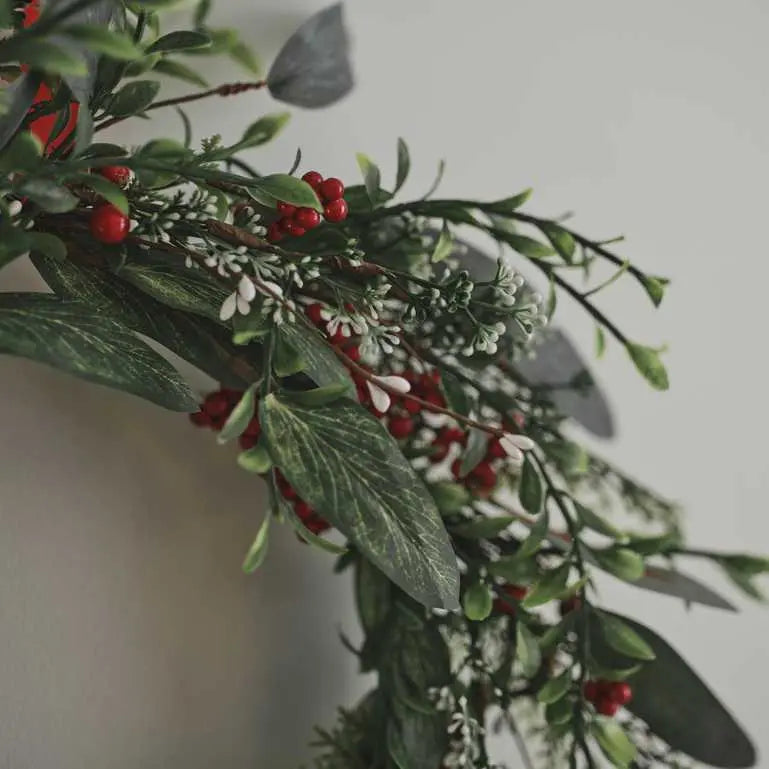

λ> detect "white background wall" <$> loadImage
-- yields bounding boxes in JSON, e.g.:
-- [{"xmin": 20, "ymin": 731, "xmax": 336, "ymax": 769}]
[{"xmin": 1, "ymin": 1, "xmax": 768, "ymax": 766}]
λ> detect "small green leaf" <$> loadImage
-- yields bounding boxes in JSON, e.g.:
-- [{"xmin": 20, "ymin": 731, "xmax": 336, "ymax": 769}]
[
  {"xmin": 463, "ymin": 581, "xmax": 493, "ymax": 621},
  {"xmin": 238, "ymin": 112, "xmax": 290, "ymax": 149},
  {"xmin": 539, "ymin": 613, "xmax": 575, "ymax": 652},
  {"xmin": 153, "ymin": 58, "xmax": 209, "ymax": 87},
  {"xmin": 251, "ymin": 173, "xmax": 322, "ymax": 211},
  {"xmin": 232, "ymin": 311, "xmax": 271, "ymax": 344},
  {"xmin": 15, "ymin": 178, "xmax": 78, "ymax": 213},
  {"xmin": 487, "ymin": 555, "xmax": 540, "ymax": 585},
  {"xmin": 429, "ymin": 482, "xmax": 471, "ymax": 515},
  {"xmin": 516, "ymin": 623, "xmax": 541, "ymax": 677},
  {"xmin": 590, "ymin": 546, "xmax": 645, "ymax": 581},
  {"xmin": 537, "ymin": 670, "xmax": 572, "ymax": 704},
  {"xmin": 516, "ymin": 507, "xmax": 550, "ymax": 559},
  {"xmin": 279, "ymin": 323, "xmax": 354, "ymax": 390},
  {"xmin": 356, "ymin": 152, "xmax": 381, "ymax": 207},
  {"xmin": 136, "ymin": 137, "xmax": 191, "ymax": 160},
  {"xmin": 4, "ymin": 40, "xmax": 86, "ymax": 76},
  {"xmin": 452, "ymin": 515, "xmax": 515, "ymax": 539},
  {"xmin": 539, "ymin": 221, "xmax": 576, "ymax": 263},
  {"xmin": 237, "ymin": 443, "xmax": 272, "ymax": 474},
  {"xmin": 573, "ymin": 501, "xmax": 624, "ymax": 540},
  {"xmin": 355, "ymin": 557, "xmax": 392, "ymax": 634},
  {"xmin": 242, "ymin": 516, "xmax": 270, "ymax": 573},
  {"xmin": 438, "ymin": 369, "xmax": 472, "ymax": 417},
  {"xmin": 519, "ymin": 455, "xmax": 543, "ymax": 513},
  {"xmin": 63, "ymin": 24, "xmax": 142, "ymax": 60},
  {"xmin": 592, "ymin": 718, "xmax": 636, "ymax": 768},
  {"xmin": 26, "ymin": 232, "xmax": 66, "ymax": 261},
  {"xmin": 217, "ymin": 383, "xmax": 257, "ymax": 444},
  {"xmin": 522, "ymin": 561, "xmax": 571, "ymax": 608},
  {"xmin": 194, "ymin": 0, "xmax": 212, "ymax": 26},
  {"xmin": 640, "ymin": 274, "xmax": 669, "ymax": 307},
  {"xmin": 595, "ymin": 610, "xmax": 655, "ymax": 661},
  {"xmin": 394, "ymin": 137, "xmax": 410, "ymax": 194},
  {"xmin": 273, "ymin": 333, "xmax": 304, "ymax": 377},
  {"xmin": 147, "ymin": 31, "xmax": 212, "ymax": 54},
  {"xmin": 459, "ymin": 427, "xmax": 488, "ymax": 477},
  {"xmin": 626, "ymin": 342, "xmax": 669, "ymax": 390},
  {"xmin": 502, "ymin": 232, "xmax": 555, "ymax": 259},
  {"xmin": 279, "ymin": 383, "xmax": 352, "ymax": 408},
  {"xmin": 545, "ymin": 696, "xmax": 573, "ymax": 725},
  {"xmin": 68, "ymin": 172, "xmax": 128, "ymax": 214},
  {"xmin": 0, "ymin": 131, "xmax": 42, "ymax": 174},
  {"xmin": 430, "ymin": 221, "xmax": 453, "ymax": 263},
  {"xmin": 595, "ymin": 325, "xmax": 606, "ymax": 358},
  {"xmin": 123, "ymin": 53, "xmax": 162, "ymax": 77},
  {"xmin": 108, "ymin": 79, "xmax": 160, "ymax": 118},
  {"xmin": 487, "ymin": 188, "xmax": 532, "ymax": 213},
  {"xmin": 229, "ymin": 41, "xmax": 262, "ymax": 76}
]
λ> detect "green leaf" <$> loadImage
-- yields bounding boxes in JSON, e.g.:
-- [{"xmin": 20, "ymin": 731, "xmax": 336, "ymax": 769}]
[
  {"xmin": 521, "ymin": 562, "xmax": 571, "ymax": 608},
  {"xmin": 279, "ymin": 323, "xmax": 354, "ymax": 391},
  {"xmin": 15, "ymin": 178, "xmax": 78, "ymax": 213},
  {"xmin": 573, "ymin": 500, "xmax": 624, "ymax": 540},
  {"xmin": 539, "ymin": 221, "xmax": 576, "ymax": 263},
  {"xmin": 355, "ymin": 557, "xmax": 392, "ymax": 635},
  {"xmin": 147, "ymin": 31, "xmax": 212, "ymax": 54},
  {"xmin": 260, "ymin": 394, "xmax": 460, "ymax": 610},
  {"xmin": 516, "ymin": 507, "xmax": 550, "ymax": 559},
  {"xmin": 273, "ymin": 333, "xmax": 304, "ymax": 377},
  {"xmin": 458, "ymin": 427, "xmax": 488, "ymax": 477},
  {"xmin": 387, "ymin": 706, "xmax": 447, "ymax": 769},
  {"xmin": 26, "ymin": 232, "xmax": 66, "ymax": 261},
  {"xmin": 591, "ymin": 718, "xmax": 636, "ymax": 768},
  {"xmin": 487, "ymin": 554, "xmax": 540, "ymax": 585},
  {"xmin": 135, "ymin": 137, "xmax": 191, "ymax": 160},
  {"xmin": 516, "ymin": 623, "xmax": 541, "ymax": 677},
  {"xmin": 487, "ymin": 188, "xmax": 532, "ymax": 213},
  {"xmin": 232, "ymin": 310, "xmax": 271, "ymax": 345},
  {"xmin": 0, "ymin": 131, "xmax": 42, "ymax": 174},
  {"xmin": 452, "ymin": 515, "xmax": 515, "ymax": 539},
  {"xmin": 430, "ymin": 221, "xmax": 453, "ymax": 263},
  {"xmin": 640, "ymin": 274, "xmax": 669, "ymax": 307},
  {"xmin": 537, "ymin": 670, "xmax": 572, "ymax": 704},
  {"xmin": 595, "ymin": 610, "xmax": 655, "ymax": 661},
  {"xmin": 394, "ymin": 137, "xmax": 410, "ymax": 194},
  {"xmin": 279, "ymin": 383, "xmax": 351, "ymax": 408},
  {"xmin": 590, "ymin": 546, "xmax": 645, "ymax": 582},
  {"xmin": 283, "ymin": 501, "xmax": 347, "ymax": 555},
  {"xmin": 0, "ymin": 293, "xmax": 197, "ymax": 411},
  {"xmin": 229, "ymin": 41, "xmax": 262, "ymax": 76},
  {"xmin": 237, "ymin": 443, "xmax": 272, "ymax": 474},
  {"xmin": 108, "ymin": 79, "xmax": 160, "ymax": 118},
  {"xmin": 250, "ymin": 173, "xmax": 322, "ymax": 211},
  {"xmin": 242, "ymin": 516, "xmax": 270, "ymax": 573},
  {"xmin": 545, "ymin": 695, "xmax": 573, "ymax": 725},
  {"xmin": 152, "ymin": 58, "xmax": 209, "ymax": 87},
  {"xmin": 429, "ymin": 481, "xmax": 471, "ymax": 515},
  {"xmin": 595, "ymin": 324, "xmax": 606, "ymax": 358},
  {"xmin": 238, "ymin": 112, "xmax": 290, "ymax": 149},
  {"xmin": 68, "ymin": 172, "xmax": 128, "ymax": 214},
  {"xmin": 356, "ymin": 152, "xmax": 382, "ymax": 207},
  {"xmin": 519, "ymin": 455, "xmax": 543, "ymax": 513},
  {"xmin": 625, "ymin": 342, "xmax": 669, "ymax": 391},
  {"xmin": 120, "ymin": 259, "xmax": 228, "ymax": 322},
  {"xmin": 217, "ymin": 383, "xmax": 257, "ymax": 444},
  {"xmin": 123, "ymin": 53, "xmax": 162, "ymax": 77},
  {"xmin": 438, "ymin": 369, "xmax": 471, "ymax": 416},
  {"xmin": 63, "ymin": 25, "xmax": 142, "ymax": 60},
  {"xmin": 463, "ymin": 581, "xmax": 493, "ymax": 621},
  {"xmin": 501, "ymin": 232, "xmax": 555, "ymax": 259},
  {"xmin": 3, "ymin": 40, "xmax": 86, "ymax": 76},
  {"xmin": 0, "ymin": 228, "xmax": 31, "ymax": 269},
  {"xmin": 608, "ymin": 611, "xmax": 755, "ymax": 767},
  {"xmin": 194, "ymin": 0, "xmax": 213, "ymax": 26}
]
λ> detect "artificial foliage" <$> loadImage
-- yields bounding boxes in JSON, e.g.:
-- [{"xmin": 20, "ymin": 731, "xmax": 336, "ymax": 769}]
[{"xmin": 0, "ymin": 2, "xmax": 766, "ymax": 768}]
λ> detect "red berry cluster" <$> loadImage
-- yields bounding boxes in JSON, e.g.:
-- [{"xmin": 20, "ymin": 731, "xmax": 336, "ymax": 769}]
[
  {"xmin": 89, "ymin": 166, "xmax": 132, "ymax": 245},
  {"xmin": 583, "ymin": 679, "xmax": 633, "ymax": 717},
  {"xmin": 190, "ymin": 388, "xmax": 330, "ymax": 536},
  {"xmin": 267, "ymin": 171, "xmax": 348, "ymax": 243},
  {"xmin": 493, "ymin": 584, "xmax": 528, "ymax": 615}
]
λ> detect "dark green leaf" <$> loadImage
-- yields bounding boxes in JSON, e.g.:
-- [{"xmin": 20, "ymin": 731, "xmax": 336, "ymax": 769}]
[
  {"xmin": 260, "ymin": 394, "xmax": 460, "ymax": 610},
  {"xmin": 218, "ymin": 383, "xmax": 257, "ymax": 444},
  {"xmin": 438, "ymin": 369, "xmax": 471, "ymax": 416},
  {"xmin": 15, "ymin": 177, "xmax": 78, "ymax": 213},
  {"xmin": 147, "ymin": 31, "xmax": 212, "ymax": 54},
  {"xmin": 573, "ymin": 500, "xmax": 624, "ymax": 540},
  {"xmin": 537, "ymin": 670, "xmax": 572, "ymax": 704},
  {"xmin": 241, "ymin": 516, "xmax": 270, "ymax": 573},
  {"xmin": 463, "ymin": 581, "xmax": 493, "ymax": 621},
  {"xmin": 356, "ymin": 152, "xmax": 381, "ymax": 207},
  {"xmin": 429, "ymin": 481, "xmax": 471, "ymax": 515},
  {"xmin": 430, "ymin": 221, "xmax": 453, "ymax": 263},
  {"xmin": 521, "ymin": 562, "xmax": 571, "ymax": 608},
  {"xmin": 355, "ymin": 557, "xmax": 392, "ymax": 635},
  {"xmin": 394, "ymin": 137, "xmax": 410, "ymax": 194},
  {"xmin": 516, "ymin": 507, "xmax": 550, "ymax": 559},
  {"xmin": 487, "ymin": 188, "xmax": 532, "ymax": 213},
  {"xmin": 640, "ymin": 274, "xmax": 669, "ymax": 307},
  {"xmin": 3, "ymin": 40, "xmax": 86, "ymax": 76},
  {"xmin": 0, "ymin": 227, "xmax": 31, "ymax": 269},
  {"xmin": 123, "ymin": 53, "xmax": 161, "ymax": 77},
  {"xmin": 63, "ymin": 25, "xmax": 143, "ymax": 60},
  {"xmin": 279, "ymin": 382, "xmax": 351, "ymax": 407},
  {"xmin": 539, "ymin": 221, "xmax": 576, "ymax": 263},
  {"xmin": 26, "ymin": 232, "xmax": 67, "ymax": 261},
  {"xmin": 519, "ymin": 455, "xmax": 543, "ymax": 513},
  {"xmin": 108, "ymin": 79, "xmax": 160, "ymax": 117},
  {"xmin": 458, "ymin": 427, "xmax": 488, "ymax": 477},
  {"xmin": 625, "ymin": 342, "xmax": 669, "ymax": 390},
  {"xmin": 545, "ymin": 695, "xmax": 573, "ymax": 725},
  {"xmin": 501, "ymin": 232, "xmax": 555, "ymax": 259},
  {"xmin": 0, "ymin": 293, "xmax": 197, "ymax": 411},
  {"xmin": 238, "ymin": 112, "xmax": 290, "ymax": 149},
  {"xmin": 279, "ymin": 322, "xmax": 354, "ymax": 390},
  {"xmin": 594, "ymin": 610, "xmax": 655, "ymax": 661},
  {"xmin": 250, "ymin": 173, "xmax": 322, "ymax": 211},
  {"xmin": 516, "ymin": 623, "xmax": 541, "ymax": 677},
  {"xmin": 452, "ymin": 515, "xmax": 515, "ymax": 539},
  {"xmin": 273, "ymin": 333, "xmax": 304, "ymax": 377},
  {"xmin": 68, "ymin": 172, "xmax": 128, "ymax": 214},
  {"xmin": 488, "ymin": 554, "xmax": 540, "ymax": 585},
  {"xmin": 0, "ymin": 130, "xmax": 42, "ymax": 173},
  {"xmin": 591, "ymin": 718, "xmax": 636, "ymax": 768},
  {"xmin": 152, "ymin": 57, "xmax": 209, "ymax": 87},
  {"xmin": 387, "ymin": 703, "xmax": 447, "ymax": 769},
  {"xmin": 194, "ymin": 0, "xmax": 212, "ymax": 26},
  {"xmin": 590, "ymin": 546, "xmax": 645, "ymax": 581}
]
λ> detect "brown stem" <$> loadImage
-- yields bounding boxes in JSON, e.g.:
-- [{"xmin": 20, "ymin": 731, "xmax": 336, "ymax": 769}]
[{"xmin": 94, "ymin": 80, "xmax": 267, "ymax": 133}]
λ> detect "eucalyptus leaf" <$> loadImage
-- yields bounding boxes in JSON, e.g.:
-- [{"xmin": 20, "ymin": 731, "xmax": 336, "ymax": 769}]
[
  {"xmin": 260, "ymin": 394, "xmax": 460, "ymax": 610},
  {"xmin": 108, "ymin": 79, "xmax": 160, "ymax": 118}
]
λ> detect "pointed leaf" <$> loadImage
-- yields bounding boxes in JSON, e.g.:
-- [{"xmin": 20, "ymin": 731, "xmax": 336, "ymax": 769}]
[
  {"xmin": 537, "ymin": 670, "xmax": 572, "ymax": 704},
  {"xmin": 594, "ymin": 610, "xmax": 655, "ymax": 661},
  {"xmin": 356, "ymin": 152, "xmax": 382, "ymax": 207},
  {"xmin": 147, "ymin": 30, "xmax": 211, "ymax": 54},
  {"xmin": 279, "ymin": 322, "xmax": 354, "ymax": 391},
  {"xmin": 218, "ymin": 383, "xmax": 257, "ymax": 444},
  {"xmin": 591, "ymin": 718, "xmax": 636, "ymax": 768},
  {"xmin": 516, "ymin": 623, "xmax": 541, "ymax": 677},
  {"xmin": 626, "ymin": 342, "xmax": 669, "ymax": 391},
  {"xmin": 242, "ymin": 516, "xmax": 270, "ymax": 573},
  {"xmin": 590, "ymin": 546, "xmax": 645, "ymax": 582},
  {"xmin": 108, "ymin": 79, "xmax": 160, "ymax": 118},
  {"xmin": 522, "ymin": 561, "xmax": 571, "ymax": 608},
  {"xmin": 250, "ymin": 173, "xmax": 322, "ymax": 211},
  {"xmin": 394, "ymin": 137, "xmax": 410, "ymax": 194},
  {"xmin": 519, "ymin": 455, "xmax": 543, "ymax": 513},
  {"xmin": 632, "ymin": 565, "xmax": 737, "ymax": 612},
  {"xmin": 458, "ymin": 427, "xmax": 488, "ymax": 477}
]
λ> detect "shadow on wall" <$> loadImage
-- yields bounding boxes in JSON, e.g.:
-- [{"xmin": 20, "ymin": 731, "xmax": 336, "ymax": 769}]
[{"xmin": 0, "ymin": 258, "xmax": 363, "ymax": 768}]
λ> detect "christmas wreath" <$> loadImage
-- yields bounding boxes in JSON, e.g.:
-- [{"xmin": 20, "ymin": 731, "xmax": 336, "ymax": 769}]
[{"xmin": 0, "ymin": 2, "xmax": 765, "ymax": 767}]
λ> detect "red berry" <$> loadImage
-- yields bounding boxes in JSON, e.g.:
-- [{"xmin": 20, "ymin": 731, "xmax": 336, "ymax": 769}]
[
  {"xmin": 583, "ymin": 681, "xmax": 600, "ymax": 702},
  {"xmin": 90, "ymin": 203, "xmax": 129, "ymax": 244},
  {"xmin": 486, "ymin": 439, "xmax": 507, "ymax": 460},
  {"xmin": 402, "ymin": 397, "xmax": 422, "ymax": 415},
  {"xmin": 505, "ymin": 584, "xmax": 528, "ymax": 601},
  {"xmin": 276, "ymin": 201, "xmax": 296, "ymax": 216},
  {"xmin": 239, "ymin": 434, "xmax": 257, "ymax": 450},
  {"xmin": 267, "ymin": 222, "xmax": 283, "ymax": 243},
  {"xmin": 437, "ymin": 427, "xmax": 466, "ymax": 445},
  {"xmin": 422, "ymin": 391, "xmax": 446, "ymax": 411},
  {"xmin": 471, "ymin": 461, "xmax": 497, "ymax": 489},
  {"xmin": 305, "ymin": 303, "xmax": 325, "ymax": 327},
  {"xmin": 610, "ymin": 682, "xmax": 633, "ymax": 706},
  {"xmin": 323, "ymin": 198, "xmax": 349, "ymax": 223},
  {"xmin": 430, "ymin": 443, "xmax": 450, "ymax": 463},
  {"xmin": 294, "ymin": 207, "xmax": 322, "ymax": 229},
  {"xmin": 559, "ymin": 596, "xmax": 582, "ymax": 615},
  {"xmin": 275, "ymin": 471, "xmax": 298, "ymax": 501},
  {"xmin": 493, "ymin": 597, "xmax": 515, "ymax": 616},
  {"xmin": 294, "ymin": 500, "xmax": 313, "ymax": 519},
  {"xmin": 278, "ymin": 216, "xmax": 295, "ymax": 233},
  {"xmin": 388, "ymin": 416, "xmax": 414, "ymax": 439},
  {"xmin": 99, "ymin": 165, "xmax": 131, "ymax": 188},
  {"xmin": 344, "ymin": 345, "xmax": 361, "ymax": 363},
  {"xmin": 302, "ymin": 170, "xmax": 324, "ymax": 190},
  {"xmin": 329, "ymin": 328, "xmax": 347, "ymax": 346},
  {"xmin": 320, "ymin": 177, "xmax": 345, "ymax": 202},
  {"xmin": 306, "ymin": 514, "xmax": 331, "ymax": 535},
  {"xmin": 189, "ymin": 410, "xmax": 211, "ymax": 428},
  {"xmin": 203, "ymin": 390, "xmax": 230, "ymax": 418},
  {"xmin": 596, "ymin": 697, "xmax": 620, "ymax": 717},
  {"xmin": 284, "ymin": 220, "xmax": 306, "ymax": 237}
]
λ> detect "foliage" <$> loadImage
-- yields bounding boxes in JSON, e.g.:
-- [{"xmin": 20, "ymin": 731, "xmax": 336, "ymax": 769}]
[{"xmin": 0, "ymin": 2, "xmax": 766, "ymax": 768}]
